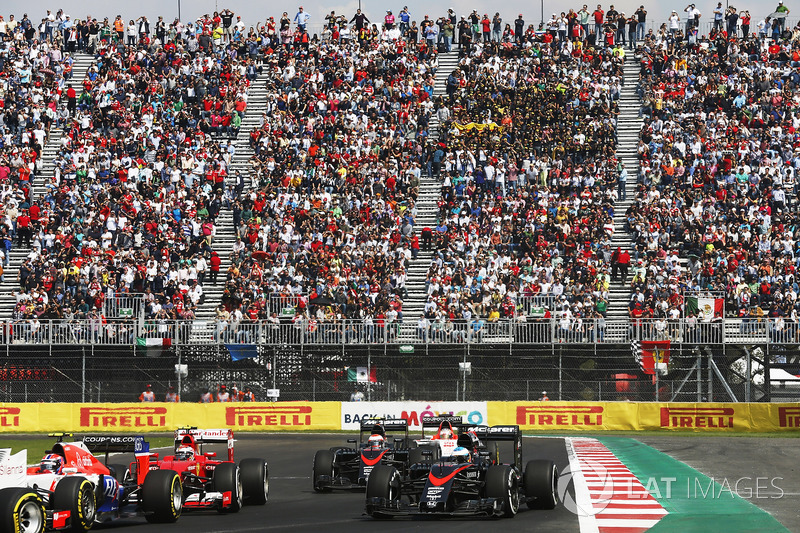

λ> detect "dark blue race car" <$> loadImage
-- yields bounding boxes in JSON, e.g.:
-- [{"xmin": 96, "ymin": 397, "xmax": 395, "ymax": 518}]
[
  {"xmin": 313, "ymin": 419, "xmax": 414, "ymax": 492},
  {"xmin": 365, "ymin": 424, "xmax": 558, "ymax": 519}
]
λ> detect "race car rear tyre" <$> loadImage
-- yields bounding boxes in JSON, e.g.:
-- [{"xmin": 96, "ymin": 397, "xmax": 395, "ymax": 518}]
[
  {"xmin": 313, "ymin": 449, "xmax": 335, "ymax": 493},
  {"xmin": 212, "ymin": 463, "xmax": 242, "ymax": 513},
  {"xmin": 239, "ymin": 458, "xmax": 269, "ymax": 505},
  {"xmin": 365, "ymin": 465, "xmax": 400, "ymax": 519},
  {"xmin": 142, "ymin": 469, "xmax": 183, "ymax": 523},
  {"xmin": 0, "ymin": 488, "xmax": 45, "ymax": 533},
  {"xmin": 52, "ymin": 477, "xmax": 96, "ymax": 532},
  {"xmin": 107, "ymin": 463, "xmax": 128, "ymax": 484},
  {"xmin": 486, "ymin": 465, "xmax": 520, "ymax": 518},
  {"xmin": 524, "ymin": 460, "xmax": 558, "ymax": 509}
]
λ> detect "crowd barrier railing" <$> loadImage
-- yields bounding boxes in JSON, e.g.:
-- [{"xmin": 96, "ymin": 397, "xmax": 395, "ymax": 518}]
[{"xmin": 0, "ymin": 317, "xmax": 794, "ymax": 346}]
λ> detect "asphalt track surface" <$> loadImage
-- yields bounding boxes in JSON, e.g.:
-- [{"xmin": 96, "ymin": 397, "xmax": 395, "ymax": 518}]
[
  {"xmin": 89, "ymin": 434, "xmax": 798, "ymax": 532},
  {"xmin": 99, "ymin": 433, "xmax": 575, "ymax": 532}
]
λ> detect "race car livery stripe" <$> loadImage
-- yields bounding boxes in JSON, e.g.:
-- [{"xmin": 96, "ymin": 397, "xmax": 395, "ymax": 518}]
[
  {"xmin": 569, "ymin": 437, "xmax": 668, "ymax": 533},
  {"xmin": 360, "ymin": 449, "xmax": 388, "ymax": 466},
  {"xmin": 427, "ymin": 465, "xmax": 472, "ymax": 487}
]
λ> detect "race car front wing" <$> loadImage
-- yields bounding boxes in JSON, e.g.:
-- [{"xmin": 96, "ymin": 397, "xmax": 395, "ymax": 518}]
[{"xmin": 366, "ymin": 496, "xmax": 503, "ymax": 518}]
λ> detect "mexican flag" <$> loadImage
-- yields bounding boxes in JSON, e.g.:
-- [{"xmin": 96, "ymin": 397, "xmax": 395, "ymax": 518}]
[
  {"xmin": 136, "ymin": 337, "xmax": 172, "ymax": 357},
  {"xmin": 685, "ymin": 296, "xmax": 723, "ymax": 321},
  {"xmin": 347, "ymin": 366, "xmax": 377, "ymax": 383},
  {"xmin": 631, "ymin": 340, "xmax": 670, "ymax": 376}
]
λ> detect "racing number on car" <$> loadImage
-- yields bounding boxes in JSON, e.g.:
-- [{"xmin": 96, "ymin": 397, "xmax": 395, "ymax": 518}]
[{"xmin": 104, "ymin": 477, "xmax": 117, "ymax": 498}]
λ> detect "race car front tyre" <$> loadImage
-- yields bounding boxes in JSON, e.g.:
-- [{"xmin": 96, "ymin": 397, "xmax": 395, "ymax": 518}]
[
  {"xmin": 142, "ymin": 469, "xmax": 183, "ymax": 523},
  {"xmin": 212, "ymin": 463, "xmax": 242, "ymax": 513},
  {"xmin": 313, "ymin": 449, "xmax": 335, "ymax": 493},
  {"xmin": 239, "ymin": 458, "xmax": 269, "ymax": 505},
  {"xmin": 0, "ymin": 488, "xmax": 45, "ymax": 533},
  {"xmin": 52, "ymin": 477, "xmax": 96, "ymax": 532},
  {"xmin": 365, "ymin": 465, "xmax": 400, "ymax": 519},
  {"xmin": 524, "ymin": 460, "xmax": 559, "ymax": 509},
  {"xmin": 486, "ymin": 465, "xmax": 520, "ymax": 518}
]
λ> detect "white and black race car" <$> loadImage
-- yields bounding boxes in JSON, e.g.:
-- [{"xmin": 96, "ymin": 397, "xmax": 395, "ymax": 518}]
[{"xmin": 365, "ymin": 424, "xmax": 558, "ymax": 518}]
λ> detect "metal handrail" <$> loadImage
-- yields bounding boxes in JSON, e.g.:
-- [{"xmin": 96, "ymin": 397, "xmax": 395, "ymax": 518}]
[{"xmin": 0, "ymin": 316, "xmax": 791, "ymax": 346}]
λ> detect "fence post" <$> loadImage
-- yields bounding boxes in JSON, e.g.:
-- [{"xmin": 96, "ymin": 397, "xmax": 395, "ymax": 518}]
[
  {"xmin": 696, "ymin": 348, "xmax": 702, "ymax": 402},
  {"xmin": 81, "ymin": 345, "xmax": 86, "ymax": 403},
  {"xmin": 367, "ymin": 345, "xmax": 372, "ymax": 402},
  {"xmin": 558, "ymin": 345, "xmax": 562, "ymax": 401},
  {"xmin": 745, "ymin": 347, "xmax": 751, "ymax": 402},
  {"xmin": 177, "ymin": 345, "xmax": 182, "ymax": 399}
]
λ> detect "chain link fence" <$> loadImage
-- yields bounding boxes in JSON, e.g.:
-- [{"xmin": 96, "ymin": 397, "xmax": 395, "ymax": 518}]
[{"xmin": 0, "ymin": 340, "xmax": 779, "ymax": 403}]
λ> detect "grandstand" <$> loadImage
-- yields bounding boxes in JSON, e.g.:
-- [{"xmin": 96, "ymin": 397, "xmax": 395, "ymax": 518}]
[{"xmin": 0, "ymin": 6, "xmax": 798, "ymax": 402}]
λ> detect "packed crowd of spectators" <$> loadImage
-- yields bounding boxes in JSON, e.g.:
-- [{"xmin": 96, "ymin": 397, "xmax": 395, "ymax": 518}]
[
  {"xmin": 7, "ymin": 3, "xmax": 800, "ymax": 341},
  {"xmin": 628, "ymin": 16, "xmax": 800, "ymax": 329},
  {"xmin": 413, "ymin": 34, "xmax": 624, "ymax": 334},
  {"xmin": 217, "ymin": 32, "xmax": 440, "ymax": 333},
  {"xmin": 2, "ymin": 8, "xmax": 256, "ymax": 321}
]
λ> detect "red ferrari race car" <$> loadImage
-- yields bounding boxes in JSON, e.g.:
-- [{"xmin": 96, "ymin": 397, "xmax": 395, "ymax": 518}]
[
  {"xmin": 140, "ymin": 428, "xmax": 268, "ymax": 513},
  {"xmin": 0, "ymin": 433, "xmax": 182, "ymax": 533}
]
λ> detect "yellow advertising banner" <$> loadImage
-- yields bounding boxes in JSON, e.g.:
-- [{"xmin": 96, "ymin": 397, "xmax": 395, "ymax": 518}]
[
  {"xmin": 488, "ymin": 402, "xmax": 800, "ymax": 433},
  {"xmin": 0, "ymin": 402, "xmax": 341, "ymax": 433}
]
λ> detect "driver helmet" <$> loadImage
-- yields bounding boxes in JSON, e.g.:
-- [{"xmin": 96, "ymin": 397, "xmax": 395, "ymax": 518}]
[
  {"xmin": 175, "ymin": 446, "xmax": 195, "ymax": 461},
  {"xmin": 40, "ymin": 454, "xmax": 63, "ymax": 474},
  {"xmin": 451, "ymin": 446, "xmax": 471, "ymax": 464},
  {"xmin": 439, "ymin": 428, "xmax": 454, "ymax": 440},
  {"xmin": 367, "ymin": 434, "xmax": 385, "ymax": 448}
]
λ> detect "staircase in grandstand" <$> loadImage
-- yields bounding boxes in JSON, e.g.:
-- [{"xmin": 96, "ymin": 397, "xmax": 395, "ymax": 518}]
[
  {"xmin": 195, "ymin": 69, "xmax": 272, "ymax": 321},
  {"xmin": 605, "ymin": 55, "xmax": 644, "ymax": 323},
  {"xmin": 401, "ymin": 51, "xmax": 460, "ymax": 323},
  {"xmin": 0, "ymin": 53, "xmax": 95, "ymax": 318},
  {"xmin": 428, "ymin": 51, "xmax": 460, "ymax": 140}
]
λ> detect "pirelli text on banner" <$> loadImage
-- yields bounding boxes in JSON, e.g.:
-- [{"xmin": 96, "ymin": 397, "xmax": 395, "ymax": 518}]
[
  {"xmin": 488, "ymin": 402, "xmax": 800, "ymax": 433},
  {"xmin": 778, "ymin": 406, "xmax": 800, "ymax": 428}
]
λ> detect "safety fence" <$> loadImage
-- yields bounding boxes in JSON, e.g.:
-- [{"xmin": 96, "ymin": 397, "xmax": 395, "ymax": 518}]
[
  {"xmin": 0, "ymin": 317, "xmax": 796, "ymax": 346},
  {"xmin": 0, "ymin": 339, "xmax": 790, "ymax": 404}
]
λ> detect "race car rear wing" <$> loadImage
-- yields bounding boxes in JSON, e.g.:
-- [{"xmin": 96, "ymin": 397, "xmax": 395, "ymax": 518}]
[
  {"xmin": 461, "ymin": 425, "xmax": 522, "ymax": 469},
  {"xmin": 174, "ymin": 427, "xmax": 235, "ymax": 461},
  {"xmin": 0, "ymin": 449, "xmax": 27, "ymax": 488},
  {"xmin": 420, "ymin": 416, "xmax": 463, "ymax": 438},
  {"xmin": 359, "ymin": 418, "xmax": 409, "ymax": 444},
  {"xmin": 81, "ymin": 435, "xmax": 149, "ymax": 463}
]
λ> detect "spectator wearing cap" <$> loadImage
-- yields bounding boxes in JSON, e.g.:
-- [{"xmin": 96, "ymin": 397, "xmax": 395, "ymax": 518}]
[
  {"xmin": 294, "ymin": 6, "xmax": 310, "ymax": 31},
  {"xmin": 139, "ymin": 384, "xmax": 155, "ymax": 402},
  {"xmin": 216, "ymin": 384, "xmax": 231, "ymax": 402},
  {"xmin": 165, "ymin": 386, "xmax": 180, "ymax": 402}
]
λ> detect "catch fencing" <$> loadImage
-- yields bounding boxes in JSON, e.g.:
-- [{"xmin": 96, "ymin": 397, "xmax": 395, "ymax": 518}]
[{"xmin": 0, "ymin": 317, "xmax": 790, "ymax": 405}]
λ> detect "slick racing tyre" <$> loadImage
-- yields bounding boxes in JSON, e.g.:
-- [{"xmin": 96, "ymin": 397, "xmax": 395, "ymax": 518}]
[
  {"xmin": 486, "ymin": 465, "xmax": 520, "ymax": 518},
  {"xmin": 52, "ymin": 477, "xmax": 96, "ymax": 532},
  {"xmin": 524, "ymin": 460, "xmax": 559, "ymax": 509},
  {"xmin": 0, "ymin": 488, "xmax": 45, "ymax": 533},
  {"xmin": 142, "ymin": 469, "xmax": 183, "ymax": 523},
  {"xmin": 239, "ymin": 458, "xmax": 269, "ymax": 505},
  {"xmin": 365, "ymin": 465, "xmax": 400, "ymax": 519},
  {"xmin": 212, "ymin": 463, "xmax": 242, "ymax": 513},
  {"xmin": 313, "ymin": 449, "xmax": 335, "ymax": 493}
]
